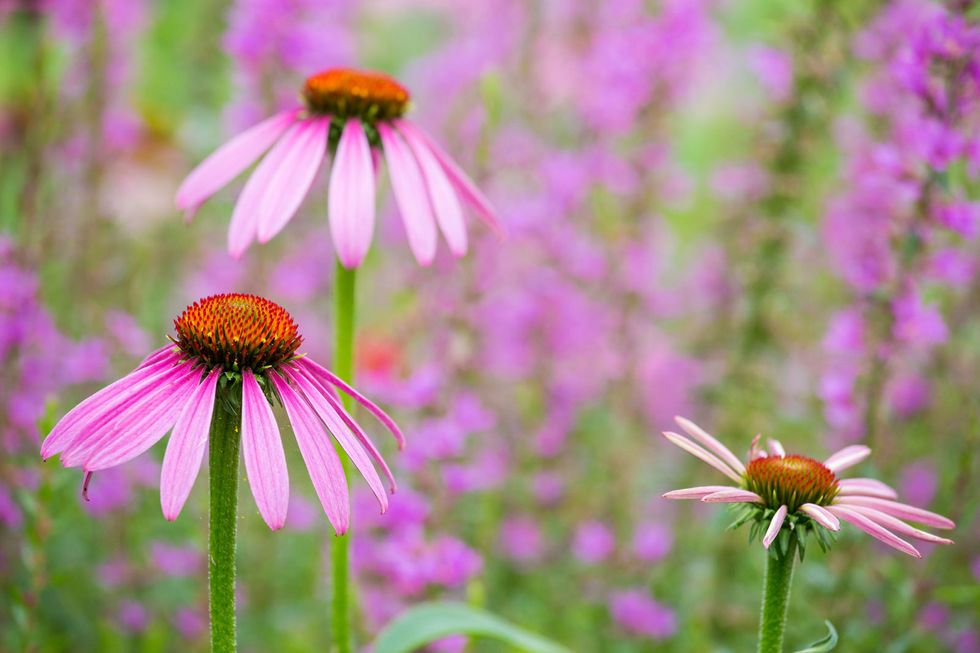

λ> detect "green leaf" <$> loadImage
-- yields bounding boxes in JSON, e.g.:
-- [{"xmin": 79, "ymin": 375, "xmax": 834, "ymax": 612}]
[
  {"xmin": 373, "ymin": 601, "xmax": 572, "ymax": 653},
  {"xmin": 793, "ymin": 621, "xmax": 838, "ymax": 653}
]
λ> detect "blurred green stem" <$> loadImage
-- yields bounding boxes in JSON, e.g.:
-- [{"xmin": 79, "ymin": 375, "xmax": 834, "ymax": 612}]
[
  {"xmin": 209, "ymin": 383, "xmax": 242, "ymax": 653},
  {"xmin": 332, "ymin": 261, "xmax": 357, "ymax": 653},
  {"xmin": 758, "ymin": 540, "xmax": 797, "ymax": 653}
]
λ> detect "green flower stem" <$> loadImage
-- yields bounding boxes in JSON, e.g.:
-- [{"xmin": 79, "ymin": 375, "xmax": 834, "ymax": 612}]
[
  {"xmin": 209, "ymin": 383, "xmax": 243, "ymax": 653},
  {"xmin": 758, "ymin": 539, "xmax": 797, "ymax": 653},
  {"xmin": 332, "ymin": 261, "xmax": 357, "ymax": 653}
]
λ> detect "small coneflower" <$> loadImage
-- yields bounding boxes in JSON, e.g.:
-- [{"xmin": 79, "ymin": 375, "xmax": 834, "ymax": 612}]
[
  {"xmin": 176, "ymin": 68, "xmax": 503, "ymax": 267},
  {"xmin": 41, "ymin": 293, "xmax": 403, "ymax": 533}
]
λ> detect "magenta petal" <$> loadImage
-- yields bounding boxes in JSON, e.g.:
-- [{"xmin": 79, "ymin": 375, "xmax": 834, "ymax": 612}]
[
  {"xmin": 160, "ymin": 368, "xmax": 220, "ymax": 521},
  {"xmin": 176, "ymin": 109, "xmax": 299, "ymax": 212},
  {"xmin": 241, "ymin": 370, "xmax": 289, "ymax": 530},
  {"xmin": 396, "ymin": 121, "xmax": 467, "ymax": 257},
  {"xmin": 834, "ymin": 496, "xmax": 955, "ymax": 529},
  {"xmin": 256, "ymin": 118, "xmax": 329, "ymax": 243},
  {"xmin": 397, "ymin": 119, "xmax": 504, "ymax": 237},
  {"xmin": 227, "ymin": 121, "xmax": 306, "ymax": 258},
  {"xmin": 269, "ymin": 373, "xmax": 350, "ymax": 534},
  {"xmin": 329, "ymin": 119, "xmax": 376, "ymax": 268},
  {"xmin": 762, "ymin": 505, "xmax": 788, "ymax": 549},
  {"xmin": 378, "ymin": 123, "xmax": 438, "ymax": 265},
  {"xmin": 828, "ymin": 505, "xmax": 921, "ymax": 557}
]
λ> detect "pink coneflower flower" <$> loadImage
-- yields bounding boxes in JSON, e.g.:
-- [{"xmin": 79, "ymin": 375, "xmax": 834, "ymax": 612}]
[
  {"xmin": 661, "ymin": 417, "xmax": 954, "ymax": 558},
  {"xmin": 176, "ymin": 68, "xmax": 503, "ymax": 267},
  {"xmin": 41, "ymin": 293, "xmax": 403, "ymax": 533}
]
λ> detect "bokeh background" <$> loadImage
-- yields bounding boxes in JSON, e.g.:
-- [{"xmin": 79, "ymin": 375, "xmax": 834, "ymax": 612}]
[{"xmin": 2, "ymin": 0, "xmax": 979, "ymax": 651}]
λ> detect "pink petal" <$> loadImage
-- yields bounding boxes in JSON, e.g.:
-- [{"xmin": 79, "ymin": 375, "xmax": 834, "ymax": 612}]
[
  {"xmin": 674, "ymin": 416, "xmax": 746, "ymax": 474},
  {"xmin": 824, "ymin": 444, "xmax": 871, "ymax": 472},
  {"xmin": 397, "ymin": 121, "xmax": 467, "ymax": 256},
  {"xmin": 768, "ymin": 439, "xmax": 785, "ymax": 456},
  {"xmin": 256, "ymin": 117, "xmax": 329, "ymax": 243},
  {"xmin": 293, "ymin": 357, "xmax": 405, "ymax": 449},
  {"xmin": 241, "ymin": 369, "xmax": 289, "ymax": 530},
  {"xmin": 662, "ymin": 431, "xmax": 743, "ymax": 483},
  {"xmin": 834, "ymin": 496, "xmax": 954, "ymax": 529},
  {"xmin": 328, "ymin": 119, "xmax": 376, "ymax": 268},
  {"xmin": 828, "ymin": 505, "xmax": 921, "ymax": 558},
  {"xmin": 838, "ymin": 478, "xmax": 899, "ymax": 500},
  {"xmin": 843, "ymin": 505, "xmax": 953, "ymax": 545},
  {"xmin": 378, "ymin": 122, "xmax": 438, "ymax": 265},
  {"xmin": 176, "ymin": 109, "xmax": 299, "ymax": 212},
  {"xmin": 397, "ymin": 119, "xmax": 504, "ymax": 237},
  {"xmin": 799, "ymin": 503, "xmax": 840, "ymax": 531},
  {"xmin": 662, "ymin": 485, "xmax": 737, "ymax": 500},
  {"xmin": 160, "ymin": 368, "xmax": 221, "ymax": 521},
  {"xmin": 285, "ymin": 367, "xmax": 388, "ymax": 511},
  {"xmin": 269, "ymin": 373, "xmax": 350, "ymax": 534},
  {"xmin": 137, "ymin": 345, "xmax": 177, "ymax": 369},
  {"xmin": 763, "ymin": 505, "xmax": 788, "ymax": 549},
  {"xmin": 702, "ymin": 489, "xmax": 763, "ymax": 504},
  {"xmin": 227, "ymin": 121, "xmax": 307, "ymax": 258}
]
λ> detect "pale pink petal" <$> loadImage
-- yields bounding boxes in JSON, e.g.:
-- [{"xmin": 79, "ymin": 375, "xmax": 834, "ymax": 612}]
[
  {"xmin": 662, "ymin": 485, "xmax": 737, "ymax": 500},
  {"xmin": 378, "ymin": 123, "xmax": 437, "ymax": 265},
  {"xmin": 397, "ymin": 119, "xmax": 504, "ymax": 237},
  {"xmin": 293, "ymin": 358, "xmax": 405, "ymax": 448},
  {"xmin": 834, "ymin": 496, "xmax": 954, "ymax": 529},
  {"xmin": 763, "ymin": 505, "xmax": 788, "ymax": 549},
  {"xmin": 838, "ymin": 478, "xmax": 899, "ymax": 500},
  {"xmin": 674, "ymin": 416, "xmax": 746, "ymax": 474},
  {"xmin": 256, "ymin": 118, "xmax": 329, "ymax": 243},
  {"xmin": 241, "ymin": 369, "xmax": 289, "ymax": 530},
  {"xmin": 269, "ymin": 373, "xmax": 349, "ymax": 534},
  {"xmin": 160, "ymin": 368, "xmax": 221, "ymax": 521},
  {"xmin": 285, "ymin": 367, "xmax": 388, "ymax": 511},
  {"xmin": 227, "ymin": 121, "xmax": 307, "ymax": 258},
  {"xmin": 749, "ymin": 434, "xmax": 767, "ymax": 460},
  {"xmin": 662, "ymin": 431, "xmax": 743, "ymax": 483},
  {"xmin": 176, "ymin": 109, "xmax": 299, "ymax": 212},
  {"xmin": 328, "ymin": 119, "xmax": 376, "ymax": 268},
  {"xmin": 824, "ymin": 444, "xmax": 871, "ymax": 472},
  {"xmin": 397, "ymin": 121, "xmax": 467, "ymax": 256},
  {"xmin": 843, "ymin": 505, "xmax": 953, "ymax": 545},
  {"xmin": 828, "ymin": 505, "xmax": 921, "ymax": 558},
  {"xmin": 768, "ymin": 439, "xmax": 785, "ymax": 456},
  {"xmin": 702, "ymin": 489, "xmax": 764, "ymax": 503},
  {"xmin": 799, "ymin": 503, "xmax": 840, "ymax": 531}
]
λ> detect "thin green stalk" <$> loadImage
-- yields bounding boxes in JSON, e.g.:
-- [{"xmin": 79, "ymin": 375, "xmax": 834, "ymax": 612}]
[
  {"xmin": 332, "ymin": 261, "xmax": 357, "ymax": 653},
  {"xmin": 209, "ymin": 382, "xmax": 243, "ymax": 653},
  {"xmin": 758, "ymin": 539, "xmax": 797, "ymax": 653}
]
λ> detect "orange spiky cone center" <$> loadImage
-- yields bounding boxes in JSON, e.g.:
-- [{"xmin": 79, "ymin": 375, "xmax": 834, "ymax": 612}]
[
  {"xmin": 173, "ymin": 293, "xmax": 302, "ymax": 372},
  {"xmin": 744, "ymin": 455, "xmax": 839, "ymax": 512},
  {"xmin": 302, "ymin": 68, "xmax": 410, "ymax": 121}
]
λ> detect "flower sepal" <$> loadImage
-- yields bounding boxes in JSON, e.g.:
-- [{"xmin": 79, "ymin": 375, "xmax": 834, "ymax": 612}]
[{"xmin": 732, "ymin": 504, "xmax": 838, "ymax": 562}]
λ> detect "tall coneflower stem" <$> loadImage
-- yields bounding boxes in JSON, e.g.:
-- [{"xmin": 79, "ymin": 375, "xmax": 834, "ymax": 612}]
[
  {"xmin": 757, "ymin": 539, "xmax": 797, "ymax": 653},
  {"xmin": 332, "ymin": 261, "xmax": 357, "ymax": 653},
  {"xmin": 209, "ymin": 383, "xmax": 243, "ymax": 653}
]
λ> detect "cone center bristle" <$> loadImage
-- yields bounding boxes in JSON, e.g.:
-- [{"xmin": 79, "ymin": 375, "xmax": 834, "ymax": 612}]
[
  {"xmin": 173, "ymin": 293, "xmax": 302, "ymax": 372},
  {"xmin": 744, "ymin": 455, "xmax": 839, "ymax": 512},
  {"xmin": 303, "ymin": 68, "xmax": 410, "ymax": 121}
]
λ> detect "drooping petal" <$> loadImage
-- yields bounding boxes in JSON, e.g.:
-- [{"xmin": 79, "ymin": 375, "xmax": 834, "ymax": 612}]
[
  {"xmin": 834, "ymin": 496, "xmax": 955, "ymax": 529},
  {"xmin": 838, "ymin": 478, "xmax": 899, "ymax": 500},
  {"xmin": 256, "ymin": 117, "xmax": 330, "ymax": 243},
  {"xmin": 176, "ymin": 109, "xmax": 299, "ymax": 212},
  {"xmin": 293, "ymin": 357, "xmax": 404, "ymax": 448},
  {"xmin": 269, "ymin": 373, "xmax": 349, "ymax": 534},
  {"xmin": 227, "ymin": 121, "xmax": 308, "ymax": 258},
  {"xmin": 241, "ymin": 369, "xmax": 289, "ymax": 530},
  {"xmin": 397, "ymin": 121, "xmax": 467, "ymax": 256},
  {"xmin": 824, "ymin": 444, "xmax": 871, "ymax": 472},
  {"xmin": 828, "ymin": 505, "xmax": 921, "ymax": 558},
  {"xmin": 662, "ymin": 485, "xmax": 737, "ymax": 500},
  {"xmin": 702, "ymin": 489, "xmax": 764, "ymax": 504},
  {"xmin": 328, "ymin": 118, "xmax": 376, "ymax": 268},
  {"xmin": 799, "ymin": 503, "xmax": 840, "ymax": 531},
  {"xmin": 674, "ymin": 416, "xmax": 746, "ymax": 474},
  {"xmin": 662, "ymin": 431, "xmax": 743, "ymax": 483},
  {"xmin": 768, "ymin": 439, "xmax": 785, "ymax": 457},
  {"xmin": 396, "ymin": 119, "xmax": 504, "ymax": 237},
  {"xmin": 843, "ymin": 505, "xmax": 953, "ymax": 545},
  {"xmin": 378, "ymin": 122, "xmax": 437, "ymax": 265},
  {"xmin": 762, "ymin": 505, "xmax": 788, "ymax": 549},
  {"xmin": 160, "ymin": 368, "xmax": 221, "ymax": 521}
]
